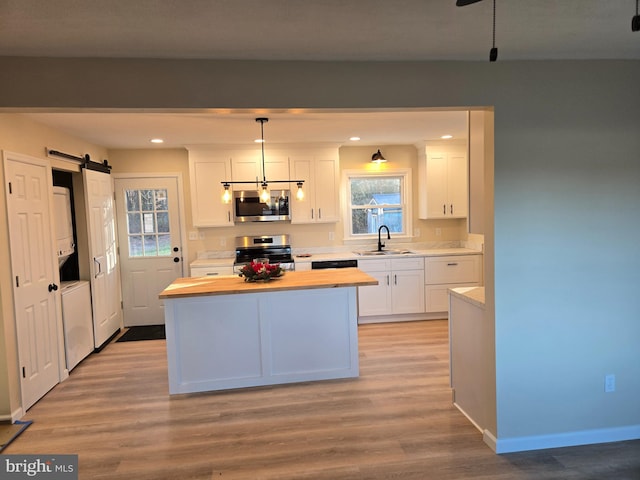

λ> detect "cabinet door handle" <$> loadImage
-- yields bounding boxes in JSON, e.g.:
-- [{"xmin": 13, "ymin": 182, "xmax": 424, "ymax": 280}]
[
  {"xmin": 311, "ymin": 209, "xmax": 314, "ymax": 220},
  {"xmin": 318, "ymin": 208, "xmax": 321, "ymax": 219},
  {"xmin": 386, "ymin": 275, "xmax": 390, "ymax": 286},
  {"xmin": 447, "ymin": 263, "xmax": 458, "ymax": 266},
  {"xmin": 450, "ymin": 204, "xmax": 454, "ymax": 214},
  {"xmin": 394, "ymin": 274, "xmax": 397, "ymax": 285},
  {"xmin": 443, "ymin": 204, "xmax": 446, "ymax": 215},
  {"xmin": 228, "ymin": 211, "xmax": 231, "ymax": 222}
]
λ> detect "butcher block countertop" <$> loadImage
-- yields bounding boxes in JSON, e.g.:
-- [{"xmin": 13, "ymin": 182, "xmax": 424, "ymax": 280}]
[{"xmin": 159, "ymin": 267, "xmax": 378, "ymax": 299}]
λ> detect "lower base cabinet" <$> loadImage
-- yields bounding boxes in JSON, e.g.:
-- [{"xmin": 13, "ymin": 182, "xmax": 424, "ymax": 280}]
[
  {"xmin": 425, "ymin": 255, "xmax": 482, "ymax": 313},
  {"xmin": 357, "ymin": 257, "xmax": 425, "ymax": 318}
]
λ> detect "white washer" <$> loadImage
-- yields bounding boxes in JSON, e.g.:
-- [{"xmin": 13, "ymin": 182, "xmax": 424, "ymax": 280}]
[{"xmin": 60, "ymin": 280, "xmax": 94, "ymax": 371}]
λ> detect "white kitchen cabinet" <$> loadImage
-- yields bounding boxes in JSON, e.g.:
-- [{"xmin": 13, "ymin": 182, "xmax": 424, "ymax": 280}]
[
  {"xmin": 356, "ymin": 261, "xmax": 392, "ymax": 316},
  {"xmin": 231, "ymin": 149, "xmax": 290, "ymax": 188},
  {"xmin": 188, "ymin": 148, "xmax": 233, "ymax": 227},
  {"xmin": 358, "ymin": 257, "xmax": 425, "ymax": 318},
  {"xmin": 290, "ymin": 148, "xmax": 339, "ymax": 224},
  {"xmin": 419, "ymin": 146, "xmax": 468, "ymax": 219},
  {"xmin": 424, "ymin": 254, "xmax": 482, "ymax": 313}
]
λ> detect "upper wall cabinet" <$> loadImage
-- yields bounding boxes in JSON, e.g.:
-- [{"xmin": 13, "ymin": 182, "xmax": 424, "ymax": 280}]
[
  {"xmin": 289, "ymin": 147, "xmax": 340, "ymax": 224},
  {"xmin": 418, "ymin": 144, "xmax": 468, "ymax": 220},
  {"xmin": 188, "ymin": 148, "xmax": 233, "ymax": 227},
  {"xmin": 188, "ymin": 145, "xmax": 337, "ymax": 227},
  {"xmin": 231, "ymin": 148, "xmax": 290, "ymax": 188}
]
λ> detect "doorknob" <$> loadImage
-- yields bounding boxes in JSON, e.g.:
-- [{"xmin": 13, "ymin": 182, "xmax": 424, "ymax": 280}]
[
  {"xmin": 173, "ymin": 247, "xmax": 179, "ymax": 252},
  {"xmin": 173, "ymin": 257, "xmax": 180, "ymax": 263},
  {"xmin": 48, "ymin": 283, "xmax": 58, "ymax": 292}
]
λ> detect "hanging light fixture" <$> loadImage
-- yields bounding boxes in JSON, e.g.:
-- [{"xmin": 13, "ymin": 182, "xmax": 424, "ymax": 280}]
[
  {"xmin": 489, "ymin": 0, "xmax": 498, "ymax": 61},
  {"xmin": 220, "ymin": 117, "xmax": 305, "ymax": 203},
  {"xmin": 633, "ymin": 0, "xmax": 640, "ymax": 32},
  {"xmin": 455, "ymin": 0, "xmax": 498, "ymax": 61},
  {"xmin": 222, "ymin": 183, "xmax": 232, "ymax": 203},
  {"xmin": 371, "ymin": 149, "xmax": 387, "ymax": 163}
]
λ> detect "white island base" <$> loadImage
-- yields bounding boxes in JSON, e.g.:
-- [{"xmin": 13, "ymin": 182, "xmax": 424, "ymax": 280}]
[{"xmin": 163, "ymin": 286, "xmax": 360, "ymax": 395}]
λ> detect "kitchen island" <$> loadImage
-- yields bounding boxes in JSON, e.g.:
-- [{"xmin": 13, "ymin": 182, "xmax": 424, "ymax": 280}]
[{"xmin": 159, "ymin": 268, "xmax": 377, "ymax": 395}]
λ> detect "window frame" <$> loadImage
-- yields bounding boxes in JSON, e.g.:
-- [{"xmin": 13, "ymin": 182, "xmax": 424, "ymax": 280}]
[{"xmin": 342, "ymin": 168, "xmax": 412, "ymax": 242}]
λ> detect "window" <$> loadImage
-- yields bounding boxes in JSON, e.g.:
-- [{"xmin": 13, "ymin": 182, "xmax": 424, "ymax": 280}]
[
  {"xmin": 345, "ymin": 170, "xmax": 411, "ymax": 239},
  {"xmin": 125, "ymin": 189, "xmax": 171, "ymax": 257}
]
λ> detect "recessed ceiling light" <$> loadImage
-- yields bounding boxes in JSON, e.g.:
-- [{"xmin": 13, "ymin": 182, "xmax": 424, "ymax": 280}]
[
  {"xmin": 349, "ymin": 136, "xmax": 361, "ymax": 141},
  {"xmin": 441, "ymin": 135, "xmax": 453, "ymax": 139},
  {"xmin": 150, "ymin": 138, "xmax": 164, "ymax": 144}
]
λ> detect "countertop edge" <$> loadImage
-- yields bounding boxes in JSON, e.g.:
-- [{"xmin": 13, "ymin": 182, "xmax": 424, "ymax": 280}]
[
  {"xmin": 160, "ymin": 268, "xmax": 378, "ymax": 299},
  {"xmin": 449, "ymin": 286, "xmax": 485, "ymax": 309}
]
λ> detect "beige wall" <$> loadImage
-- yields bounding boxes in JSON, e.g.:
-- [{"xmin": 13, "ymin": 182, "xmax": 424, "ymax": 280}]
[{"xmin": 0, "ymin": 114, "xmax": 107, "ymax": 419}]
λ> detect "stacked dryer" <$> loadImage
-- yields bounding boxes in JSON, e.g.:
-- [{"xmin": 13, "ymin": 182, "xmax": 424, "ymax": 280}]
[{"xmin": 53, "ymin": 186, "xmax": 94, "ymax": 371}]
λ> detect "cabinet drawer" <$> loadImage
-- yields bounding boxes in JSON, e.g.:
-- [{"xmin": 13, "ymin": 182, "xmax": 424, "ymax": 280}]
[
  {"xmin": 190, "ymin": 266, "xmax": 234, "ymax": 277},
  {"xmin": 391, "ymin": 257, "xmax": 424, "ymax": 271},
  {"xmin": 425, "ymin": 255, "xmax": 481, "ymax": 285},
  {"xmin": 357, "ymin": 258, "xmax": 391, "ymax": 272}
]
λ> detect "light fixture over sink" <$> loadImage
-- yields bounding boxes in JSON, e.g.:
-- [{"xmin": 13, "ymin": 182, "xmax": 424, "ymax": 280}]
[
  {"xmin": 371, "ymin": 149, "xmax": 387, "ymax": 163},
  {"xmin": 221, "ymin": 117, "xmax": 305, "ymax": 203}
]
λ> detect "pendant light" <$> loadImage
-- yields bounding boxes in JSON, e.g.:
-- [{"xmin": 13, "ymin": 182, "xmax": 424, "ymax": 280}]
[
  {"xmin": 220, "ymin": 117, "xmax": 305, "ymax": 203},
  {"xmin": 489, "ymin": 0, "xmax": 498, "ymax": 62},
  {"xmin": 633, "ymin": 0, "xmax": 640, "ymax": 31},
  {"xmin": 456, "ymin": 0, "xmax": 498, "ymax": 61}
]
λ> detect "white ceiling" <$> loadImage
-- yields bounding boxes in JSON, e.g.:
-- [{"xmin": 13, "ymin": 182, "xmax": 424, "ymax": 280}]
[
  {"xmin": 5, "ymin": 0, "xmax": 640, "ymax": 149},
  {"xmin": 22, "ymin": 110, "xmax": 471, "ymax": 149}
]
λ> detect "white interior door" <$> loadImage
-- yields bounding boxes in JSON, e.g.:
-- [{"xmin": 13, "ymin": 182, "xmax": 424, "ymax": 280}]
[
  {"xmin": 84, "ymin": 168, "xmax": 122, "ymax": 347},
  {"xmin": 114, "ymin": 176, "xmax": 183, "ymax": 326},
  {"xmin": 4, "ymin": 151, "xmax": 61, "ymax": 410}
]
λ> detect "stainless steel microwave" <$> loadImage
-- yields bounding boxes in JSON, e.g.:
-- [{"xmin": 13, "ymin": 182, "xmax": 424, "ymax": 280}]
[{"xmin": 233, "ymin": 190, "xmax": 291, "ymax": 222}]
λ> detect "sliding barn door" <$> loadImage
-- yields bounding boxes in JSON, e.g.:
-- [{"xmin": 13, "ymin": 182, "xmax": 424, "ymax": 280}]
[{"xmin": 83, "ymin": 167, "xmax": 122, "ymax": 348}]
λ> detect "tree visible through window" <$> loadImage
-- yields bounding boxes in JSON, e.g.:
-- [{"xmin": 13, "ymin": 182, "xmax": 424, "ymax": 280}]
[
  {"xmin": 125, "ymin": 189, "xmax": 171, "ymax": 257},
  {"xmin": 348, "ymin": 175, "xmax": 405, "ymax": 235}
]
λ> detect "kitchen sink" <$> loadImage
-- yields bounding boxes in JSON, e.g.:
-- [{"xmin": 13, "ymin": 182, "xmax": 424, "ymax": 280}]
[{"xmin": 354, "ymin": 249, "xmax": 415, "ymax": 256}]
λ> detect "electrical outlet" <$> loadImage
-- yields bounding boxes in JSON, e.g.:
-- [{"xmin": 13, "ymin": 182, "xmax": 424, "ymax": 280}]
[
  {"xmin": 188, "ymin": 231, "xmax": 198, "ymax": 241},
  {"xmin": 605, "ymin": 374, "xmax": 616, "ymax": 393},
  {"xmin": 328, "ymin": 232, "xmax": 335, "ymax": 241},
  {"xmin": 220, "ymin": 237, "xmax": 226, "ymax": 247},
  {"xmin": 413, "ymin": 228, "xmax": 420, "ymax": 237},
  {"xmin": 199, "ymin": 232, "xmax": 205, "ymax": 240},
  {"xmin": 435, "ymin": 228, "xmax": 442, "ymax": 237}
]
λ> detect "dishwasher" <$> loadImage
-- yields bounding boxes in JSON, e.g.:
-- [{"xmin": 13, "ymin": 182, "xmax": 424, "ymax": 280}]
[{"xmin": 311, "ymin": 259, "xmax": 358, "ymax": 269}]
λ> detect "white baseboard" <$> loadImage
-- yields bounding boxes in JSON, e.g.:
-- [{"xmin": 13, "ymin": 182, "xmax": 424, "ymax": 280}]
[
  {"xmin": 358, "ymin": 313, "xmax": 446, "ymax": 324},
  {"xmin": 453, "ymin": 402, "xmax": 484, "ymax": 434},
  {"xmin": 488, "ymin": 424, "xmax": 640, "ymax": 454},
  {"xmin": 0, "ymin": 407, "xmax": 25, "ymax": 423}
]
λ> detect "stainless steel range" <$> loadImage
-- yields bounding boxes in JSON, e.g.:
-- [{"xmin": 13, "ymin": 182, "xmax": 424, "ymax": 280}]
[{"xmin": 233, "ymin": 235, "xmax": 295, "ymax": 273}]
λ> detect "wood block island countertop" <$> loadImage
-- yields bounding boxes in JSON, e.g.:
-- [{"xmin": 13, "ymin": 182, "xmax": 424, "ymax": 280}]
[{"xmin": 159, "ymin": 267, "xmax": 378, "ymax": 299}]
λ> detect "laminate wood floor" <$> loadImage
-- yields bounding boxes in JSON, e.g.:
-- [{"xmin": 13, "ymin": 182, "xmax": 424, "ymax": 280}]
[{"xmin": 7, "ymin": 320, "xmax": 640, "ymax": 479}]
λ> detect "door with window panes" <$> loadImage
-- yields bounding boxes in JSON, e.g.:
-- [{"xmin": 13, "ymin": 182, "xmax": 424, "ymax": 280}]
[{"xmin": 115, "ymin": 176, "xmax": 183, "ymax": 326}]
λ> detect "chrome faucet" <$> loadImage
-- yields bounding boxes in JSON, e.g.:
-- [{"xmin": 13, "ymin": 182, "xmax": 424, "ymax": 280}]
[{"xmin": 377, "ymin": 225, "xmax": 390, "ymax": 251}]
